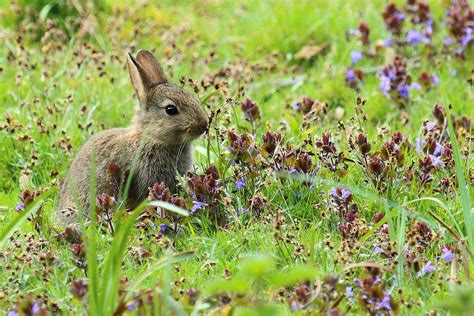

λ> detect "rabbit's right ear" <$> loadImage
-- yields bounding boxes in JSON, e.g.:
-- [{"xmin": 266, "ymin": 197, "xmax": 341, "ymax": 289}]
[{"xmin": 126, "ymin": 50, "xmax": 167, "ymax": 106}]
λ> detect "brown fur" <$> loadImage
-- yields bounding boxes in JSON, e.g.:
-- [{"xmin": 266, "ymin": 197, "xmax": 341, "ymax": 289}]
[{"xmin": 56, "ymin": 50, "xmax": 208, "ymax": 224}]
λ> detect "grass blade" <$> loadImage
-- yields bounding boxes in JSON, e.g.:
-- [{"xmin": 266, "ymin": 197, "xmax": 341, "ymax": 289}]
[{"xmin": 0, "ymin": 190, "xmax": 51, "ymax": 249}]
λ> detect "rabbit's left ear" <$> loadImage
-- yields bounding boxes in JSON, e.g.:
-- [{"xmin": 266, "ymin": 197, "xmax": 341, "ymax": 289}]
[{"xmin": 126, "ymin": 50, "xmax": 167, "ymax": 105}]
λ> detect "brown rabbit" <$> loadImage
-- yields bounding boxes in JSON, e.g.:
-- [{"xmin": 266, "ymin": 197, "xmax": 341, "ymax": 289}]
[{"xmin": 56, "ymin": 49, "xmax": 208, "ymax": 224}]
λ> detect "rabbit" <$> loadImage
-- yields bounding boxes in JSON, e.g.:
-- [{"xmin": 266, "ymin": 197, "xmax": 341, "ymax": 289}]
[{"xmin": 56, "ymin": 49, "xmax": 208, "ymax": 225}]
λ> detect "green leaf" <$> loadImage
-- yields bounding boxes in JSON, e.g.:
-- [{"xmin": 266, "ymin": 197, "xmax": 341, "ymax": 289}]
[
  {"xmin": 240, "ymin": 254, "xmax": 275, "ymax": 278},
  {"xmin": 204, "ymin": 277, "xmax": 250, "ymax": 295},
  {"xmin": 268, "ymin": 265, "xmax": 319, "ymax": 288},
  {"xmin": 0, "ymin": 190, "xmax": 51, "ymax": 249}
]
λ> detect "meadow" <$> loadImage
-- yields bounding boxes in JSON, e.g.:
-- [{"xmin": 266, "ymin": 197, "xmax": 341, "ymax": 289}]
[{"xmin": 0, "ymin": 0, "xmax": 473, "ymax": 315}]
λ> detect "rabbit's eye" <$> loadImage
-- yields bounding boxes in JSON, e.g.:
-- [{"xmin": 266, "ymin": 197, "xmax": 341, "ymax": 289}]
[{"xmin": 165, "ymin": 105, "xmax": 179, "ymax": 116}]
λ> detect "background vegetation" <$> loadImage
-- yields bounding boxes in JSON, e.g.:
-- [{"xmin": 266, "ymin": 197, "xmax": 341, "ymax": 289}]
[{"xmin": 0, "ymin": 0, "xmax": 472, "ymax": 315}]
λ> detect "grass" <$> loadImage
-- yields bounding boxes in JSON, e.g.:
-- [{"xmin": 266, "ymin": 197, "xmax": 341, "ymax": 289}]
[{"xmin": 0, "ymin": 0, "xmax": 473, "ymax": 314}]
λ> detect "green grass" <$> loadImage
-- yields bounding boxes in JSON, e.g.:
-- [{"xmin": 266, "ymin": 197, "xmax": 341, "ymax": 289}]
[{"xmin": 0, "ymin": 0, "xmax": 473, "ymax": 314}]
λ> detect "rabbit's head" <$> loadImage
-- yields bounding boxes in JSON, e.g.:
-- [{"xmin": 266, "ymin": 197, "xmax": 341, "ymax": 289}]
[{"xmin": 127, "ymin": 50, "xmax": 208, "ymax": 146}]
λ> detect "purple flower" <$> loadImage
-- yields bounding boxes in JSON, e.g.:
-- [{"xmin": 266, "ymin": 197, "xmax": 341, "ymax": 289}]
[
  {"xmin": 378, "ymin": 293, "xmax": 392, "ymax": 311},
  {"xmin": 441, "ymin": 247, "xmax": 453, "ymax": 262},
  {"xmin": 8, "ymin": 312, "xmax": 19, "ymax": 316},
  {"xmin": 410, "ymin": 82, "xmax": 421, "ymax": 90},
  {"xmin": 346, "ymin": 68, "xmax": 356, "ymax": 82},
  {"xmin": 128, "ymin": 303, "xmax": 136, "ymax": 311},
  {"xmin": 397, "ymin": 84, "xmax": 409, "ymax": 98},
  {"xmin": 15, "ymin": 202, "xmax": 25, "ymax": 211},
  {"xmin": 416, "ymin": 138, "xmax": 425, "ymax": 153},
  {"xmin": 432, "ymin": 74, "xmax": 440, "ymax": 86},
  {"xmin": 350, "ymin": 50, "xmax": 363, "ymax": 64},
  {"xmin": 418, "ymin": 261, "xmax": 436, "ymax": 276},
  {"xmin": 379, "ymin": 75, "xmax": 391, "ymax": 95},
  {"xmin": 425, "ymin": 121, "xmax": 436, "ymax": 131},
  {"xmin": 429, "ymin": 154, "xmax": 445, "ymax": 168},
  {"xmin": 353, "ymin": 278, "xmax": 362, "ymax": 287},
  {"xmin": 345, "ymin": 286, "xmax": 354, "ymax": 298},
  {"xmin": 190, "ymin": 201, "xmax": 208, "ymax": 214},
  {"xmin": 235, "ymin": 177, "xmax": 246, "ymax": 190},
  {"xmin": 288, "ymin": 168, "xmax": 299, "ymax": 174},
  {"xmin": 433, "ymin": 143, "xmax": 444, "ymax": 156},
  {"xmin": 406, "ymin": 30, "xmax": 423, "ymax": 45},
  {"xmin": 32, "ymin": 303, "xmax": 40, "ymax": 314},
  {"xmin": 159, "ymin": 224, "xmax": 169, "ymax": 233},
  {"xmin": 384, "ymin": 39, "xmax": 394, "ymax": 47},
  {"xmin": 372, "ymin": 245, "xmax": 385, "ymax": 255},
  {"xmin": 461, "ymin": 28, "xmax": 473, "ymax": 47},
  {"xmin": 236, "ymin": 208, "xmax": 250, "ymax": 216},
  {"xmin": 290, "ymin": 301, "xmax": 301, "ymax": 311},
  {"xmin": 444, "ymin": 36, "xmax": 454, "ymax": 45}
]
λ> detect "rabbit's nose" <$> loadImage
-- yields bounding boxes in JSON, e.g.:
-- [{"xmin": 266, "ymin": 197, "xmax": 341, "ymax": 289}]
[{"xmin": 197, "ymin": 117, "xmax": 209, "ymax": 134}]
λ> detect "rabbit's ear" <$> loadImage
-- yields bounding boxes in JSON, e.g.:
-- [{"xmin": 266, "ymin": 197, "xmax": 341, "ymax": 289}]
[
  {"xmin": 126, "ymin": 50, "xmax": 167, "ymax": 105},
  {"xmin": 135, "ymin": 50, "xmax": 167, "ymax": 85},
  {"xmin": 127, "ymin": 52, "xmax": 148, "ymax": 105}
]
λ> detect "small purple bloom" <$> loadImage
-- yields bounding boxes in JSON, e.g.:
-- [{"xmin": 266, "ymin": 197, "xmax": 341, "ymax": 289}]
[
  {"xmin": 461, "ymin": 27, "xmax": 473, "ymax": 47},
  {"xmin": 406, "ymin": 29, "xmax": 423, "ymax": 45},
  {"xmin": 425, "ymin": 121, "xmax": 436, "ymax": 131},
  {"xmin": 397, "ymin": 84, "xmax": 409, "ymax": 98},
  {"xmin": 429, "ymin": 154, "xmax": 445, "ymax": 168},
  {"xmin": 8, "ymin": 312, "xmax": 19, "ymax": 316},
  {"xmin": 410, "ymin": 82, "xmax": 421, "ymax": 90},
  {"xmin": 345, "ymin": 286, "xmax": 354, "ymax": 298},
  {"xmin": 235, "ymin": 177, "xmax": 246, "ymax": 190},
  {"xmin": 159, "ymin": 224, "xmax": 169, "ymax": 233},
  {"xmin": 288, "ymin": 168, "xmax": 299, "ymax": 175},
  {"xmin": 290, "ymin": 301, "xmax": 300, "ymax": 311},
  {"xmin": 416, "ymin": 138, "xmax": 425, "ymax": 153},
  {"xmin": 384, "ymin": 39, "xmax": 394, "ymax": 47},
  {"xmin": 32, "ymin": 303, "xmax": 40, "ymax": 314},
  {"xmin": 353, "ymin": 278, "xmax": 362, "ymax": 287},
  {"xmin": 372, "ymin": 245, "xmax": 385, "ymax": 255},
  {"xmin": 441, "ymin": 247, "xmax": 453, "ymax": 262},
  {"xmin": 433, "ymin": 142, "xmax": 444, "ymax": 156},
  {"xmin": 190, "ymin": 201, "xmax": 208, "ymax": 214},
  {"xmin": 350, "ymin": 50, "xmax": 363, "ymax": 64},
  {"xmin": 379, "ymin": 75, "xmax": 391, "ymax": 95},
  {"xmin": 347, "ymin": 29, "xmax": 359, "ymax": 36},
  {"xmin": 418, "ymin": 260, "xmax": 436, "ymax": 276},
  {"xmin": 432, "ymin": 74, "xmax": 440, "ymax": 86},
  {"xmin": 15, "ymin": 202, "xmax": 25, "ymax": 211},
  {"xmin": 378, "ymin": 293, "xmax": 392, "ymax": 311},
  {"xmin": 444, "ymin": 36, "xmax": 454, "ymax": 45},
  {"xmin": 128, "ymin": 303, "xmax": 136, "ymax": 311},
  {"xmin": 346, "ymin": 68, "xmax": 356, "ymax": 82}
]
